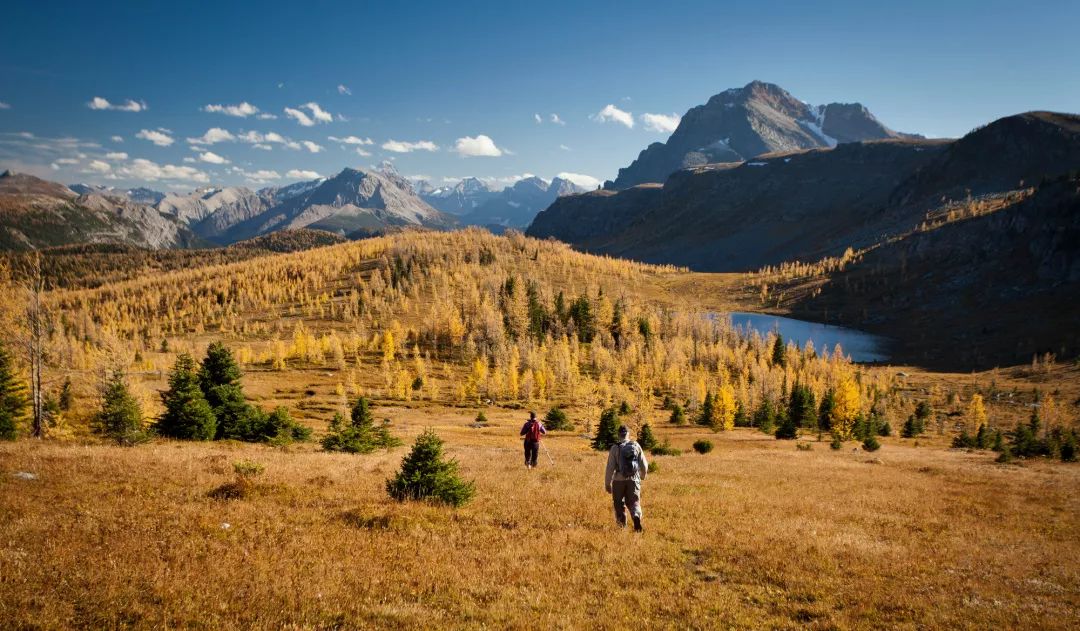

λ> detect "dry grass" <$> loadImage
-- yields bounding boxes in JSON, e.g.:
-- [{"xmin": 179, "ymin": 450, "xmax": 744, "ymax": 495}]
[{"xmin": 2, "ymin": 406, "xmax": 1077, "ymax": 630}]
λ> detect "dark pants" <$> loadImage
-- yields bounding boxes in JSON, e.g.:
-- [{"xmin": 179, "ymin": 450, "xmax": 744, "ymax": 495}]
[
  {"xmin": 524, "ymin": 440, "xmax": 540, "ymax": 466},
  {"xmin": 612, "ymin": 479, "xmax": 642, "ymax": 525}
]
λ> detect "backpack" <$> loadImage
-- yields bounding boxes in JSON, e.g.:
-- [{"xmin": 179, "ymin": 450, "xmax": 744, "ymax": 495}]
[
  {"xmin": 525, "ymin": 420, "xmax": 543, "ymax": 442},
  {"xmin": 617, "ymin": 441, "xmax": 639, "ymax": 477}
]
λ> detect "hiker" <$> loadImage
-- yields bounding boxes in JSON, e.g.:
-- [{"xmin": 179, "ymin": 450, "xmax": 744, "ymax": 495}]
[
  {"xmin": 605, "ymin": 424, "xmax": 648, "ymax": 531},
  {"xmin": 520, "ymin": 411, "xmax": 547, "ymax": 469}
]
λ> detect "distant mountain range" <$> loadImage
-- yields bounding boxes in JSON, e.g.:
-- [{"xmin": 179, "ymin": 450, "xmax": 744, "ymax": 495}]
[
  {"xmin": 606, "ymin": 80, "xmax": 918, "ymax": 190},
  {"xmin": 0, "ymin": 163, "xmax": 454, "ymax": 250},
  {"xmin": 414, "ymin": 175, "xmax": 586, "ymax": 230}
]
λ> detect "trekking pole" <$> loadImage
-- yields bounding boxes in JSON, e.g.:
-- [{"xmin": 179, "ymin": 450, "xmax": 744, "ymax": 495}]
[{"xmin": 541, "ymin": 440, "xmax": 555, "ymax": 466}]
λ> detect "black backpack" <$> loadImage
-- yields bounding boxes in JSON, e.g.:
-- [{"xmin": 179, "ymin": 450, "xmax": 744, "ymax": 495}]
[{"xmin": 617, "ymin": 441, "xmax": 639, "ymax": 477}]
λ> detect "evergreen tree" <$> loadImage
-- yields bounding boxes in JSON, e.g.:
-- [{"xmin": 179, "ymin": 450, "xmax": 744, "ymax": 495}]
[
  {"xmin": 544, "ymin": 406, "xmax": 572, "ymax": 431},
  {"xmin": 58, "ymin": 377, "xmax": 73, "ymax": 411},
  {"xmin": 818, "ymin": 388, "xmax": 837, "ymax": 432},
  {"xmin": 754, "ymin": 397, "xmax": 777, "ymax": 434},
  {"xmin": 198, "ymin": 342, "xmax": 249, "ymax": 440},
  {"xmin": 592, "ymin": 407, "xmax": 621, "ymax": 451},
  {"xmin": 157, "ymin": 353, "xmax": 216, "ymax": 440},
  {"xmin": 787, "ymin": 382, "xmax": 817, "ymax": 429},
  {"xmin": 775, "ymin": 409, "xmax": 799, "ymax": 440},
  {"xmin": 386, "ymin": 429, "xmax": 474, "ymax": 507},
  {"xmin": 94, "ymin": 370, "xmax": 146, "ymax": 446},
  {"xmin": 569, "ymin": 295, "xmax": 596, "ymax": 343},
  {"xmin": 0, "ymin": 342, "xmax": 29, "ymax": 441},
  {"xmin": 638, "ymin": 423, "xmax": 658, "ymax": 451},
  {"xmin": 771, "ymin": 334, "xmax": 786, "ymax": 367},
  {"xmin": 322, "ymin": 396, "xmax": 401, "ymax": 453},
  {"xmin": 669, "ymin": 404, "xmax": 687, "ymax": 425},
  {"xmin": 697, "ymin": 392, "xmax": 717, "ymax": 427},
  {"xmin": 733, "ymin": 400, "xmax": 750, "ymax": 427}
]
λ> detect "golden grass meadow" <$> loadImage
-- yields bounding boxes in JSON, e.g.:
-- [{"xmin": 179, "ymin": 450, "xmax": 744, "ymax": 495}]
[{"xmin": 1, "ymin": 230, "xmax": 1078, "ymax": 629}]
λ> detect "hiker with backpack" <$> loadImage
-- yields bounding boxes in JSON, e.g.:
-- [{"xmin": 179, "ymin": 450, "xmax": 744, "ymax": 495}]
[
  {"xmin": 520, "ymin": 411, "xmax": 547, "ymax": 469},
  {"xmin": 605, "ymin": 425, "xmax": 648, "ymax": 531}
]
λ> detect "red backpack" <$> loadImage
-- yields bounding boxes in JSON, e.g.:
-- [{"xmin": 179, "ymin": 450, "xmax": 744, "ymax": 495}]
[{"xmin": 525, "ymin": 420, "xmax": 543, "ymax": 441}]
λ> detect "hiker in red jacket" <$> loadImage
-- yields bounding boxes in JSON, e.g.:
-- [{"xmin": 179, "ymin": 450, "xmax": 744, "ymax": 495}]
[{"xmin": 520, "ymin": 411, "xmax": 547, "ymax": 469}]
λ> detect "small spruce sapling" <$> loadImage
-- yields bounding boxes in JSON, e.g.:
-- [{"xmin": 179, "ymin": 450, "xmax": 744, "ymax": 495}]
[{"xmin": 386, "ymin": 428, "xmax": 474, "ymax": 507}]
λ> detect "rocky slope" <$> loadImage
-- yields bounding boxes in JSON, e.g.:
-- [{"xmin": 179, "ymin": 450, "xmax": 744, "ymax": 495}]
[{"xmin": 607, "ymin": 80, "xmax": 911, "ymax": 190}]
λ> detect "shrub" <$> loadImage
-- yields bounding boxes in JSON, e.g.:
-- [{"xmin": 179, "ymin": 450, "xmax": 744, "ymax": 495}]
[
  {"xmin": 796, "ymin": 442, "xmax": 812, "ymax": 451},
  {"xmin": 692, "ymin": 439, "xmax": 713, "ymax": 454},
  {"xmin": 830, "ymin": 436, "xmax": 843, "ymax": 450},
  {"xmin": 386, "ymin": 429, "xmax": 474, "ymax": 507},
  {"xmin": 94, "ymin": 369, "xmax": 148, "ymax": 446},
  {"xmin": 637, "ymin": 423, "xmax": 658, "ymax": 451},
  {"xmin": 474, "ymin": 411, "xmax": 488, "ymax": 425},
  {"xmin": 323, "ymin": 397, "xmax": 401, "ymax": 453},
  {"xmin": 669, "ymin": 404, "xmax": 687, "ymax": 425},
  {"xmin": 862, "ymin": 435, "xmax": 881, "ymax": 452},
  {"xmin": 210, "ymin": 460, "xmax": 265, "ymax": 500},
  {"xmin": 901, "ymin": 414, "xmax": 924, "ymax": 438},
  {"xmin": 617, "ymin": 400, "xmax": 632, "ymax": 416},
  {"xmin": 647, "ymin": 461, "xmax": 658, "ymax": 474},
  {"xmin": 544, "ymin": 406, "xmax": 572, "ymax": 431},
  {"xmin": 878, "ymin": 421, "xmax": 892, "ymax": 437},
  {"xmin": 592, "ymin": 407, "xmax": 621, "ymax": 451},
  {"xmin": 995, "ymin": 446, "xmax": 1015, "ymax": 464},
  {"xmin": 650, "ymin": 440, "xmax": 681, "ymax": 456}
]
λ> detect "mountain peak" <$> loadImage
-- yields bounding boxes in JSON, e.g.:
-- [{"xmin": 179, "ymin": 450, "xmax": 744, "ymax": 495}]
[{"xmin": 607, "ymin": 81, "xmax": 909, "ymax": 189}]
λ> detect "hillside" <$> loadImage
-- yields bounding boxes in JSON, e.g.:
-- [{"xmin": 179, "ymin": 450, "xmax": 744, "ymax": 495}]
[
  {"xmin": 760, "ymin": 176, "xmax": 1080, "ymax": 369},
  {"xmin": 530, "ymin": 111, "xmax": 1080, "ymax": 272},
  {"xmin": 606, "ymin": 81, "xmax": 912, "ymax": 190},
  {"xmin": 0, "ymin": 170, "xmax": 199, "ymax": 250}
]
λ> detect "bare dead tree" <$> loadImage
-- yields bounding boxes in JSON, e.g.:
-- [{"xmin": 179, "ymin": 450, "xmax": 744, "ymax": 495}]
[{"xmin": 19, "ymin": 253, "xmax": 50, "ymax": 438}]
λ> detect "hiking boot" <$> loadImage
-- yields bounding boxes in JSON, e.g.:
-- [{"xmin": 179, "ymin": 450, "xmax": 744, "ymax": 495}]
[{"xmin": 632, "ymin": 517, "xmax": 643, "ymax": 532}]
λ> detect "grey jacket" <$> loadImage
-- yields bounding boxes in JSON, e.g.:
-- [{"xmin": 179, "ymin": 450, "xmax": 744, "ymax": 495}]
[{"xmin": 605, "ymin": 439, "xmax": 648, "ymax": 487}]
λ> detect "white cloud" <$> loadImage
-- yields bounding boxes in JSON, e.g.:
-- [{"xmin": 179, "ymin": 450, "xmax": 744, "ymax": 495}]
[
  {"xmin": 203, "ymin": 102, "xmax": 259, "ymax": 117},
  {"xmin": 253, "ymin": 143, "xmax": 272, "ymax": 151},
  {"xmin": 87, "ymin": 160, "xmax": 112, "ymax": 173},
  {"xmin": 0, "ymin": 102, "xmax": 10, "ymax": 110},
  {"xmin": 286, "ymin": 169, "xmax": 320, "ymax": 179},
  {"xmin": 135, "ymin": 128, "xmax": 175, "ymax": 146},
  {"xmin": 118, "ymin": 158, "xmax": 209, "ymax": 183},
  {"xmin": 50, "ymin": 158, "xmax": 80, "ymax": 169},
  {"xmin": 338, "ymin": 84, "xmax": 352, "ymax": 96},
  {"xmin": 592, "ymin": 104, "xmax": 634, "ymax": 129},
  {"xmin": 182, "ymin": 157, "xmax": 196, "ymax": 163},
  {"xmin": 534, "ymin": 113, "xmax": 542, "ymax": 124},
  {"xmin": 559, "ymin": 144, "xmax": 572, "ymax": 151},
  {"xmin": 256, "ymin": 113, "xmax": 277, "ymax": 120},
  {"xmin": 110, "ymin": 135, "xmax": 124, "ymax": 143},
  {"xmin": 454, "ymin": 134, "xmax": 503, "ymax": 157},
  {"xmin": 186, "ymin": 127, "xmax": 235, "ymax": 145},
  {"xmin": 551, "ymin": 114, "xmax": 565, "ymax": 126},
  {"xmin": 87, "ymin": 97, "xmax": 147, "ymax": 112},
  {"xmin": 247, "ymin": 170, "xmax": 281, "ymax": 184},
  {"xmin": 284, "ymin": 107, "xmax": 314, "ymax": 127},
  {"xmin": 641, "ymin": 112, "xmax": 681, "ymax": 133},
  {"xmin": 104, "ymin": 152, "xmax": 128, "ymax": 160},
  {"xmin": 285, "ymin": 102, "xmax": 333, "ymax": 126},
  {"xmin": 198, "ymin": 151, "xmax": 229, "ymax": 164},
  {"xmin": 556, "ymin": 172, "xmax": 601, "ymax": 189},
  {"xmin": 301, "ymin": 140, "xmax": 323, "ymax": 153},
  {"xmin": 328, "ymin": 135, "xmax": 373, "ymax": 145},
  {"xmin": 355, "ymin": 148, "xmax": 371, "ymax": 157},
  {"xmin": 382, "ymin": 139, "xmax": 438, "ymax": 153}
]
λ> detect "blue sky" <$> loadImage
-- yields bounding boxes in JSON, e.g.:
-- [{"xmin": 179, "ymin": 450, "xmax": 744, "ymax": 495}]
[{"xmin": 1, "ymin": 0, "xmax": 1077, "ymax": 192}]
